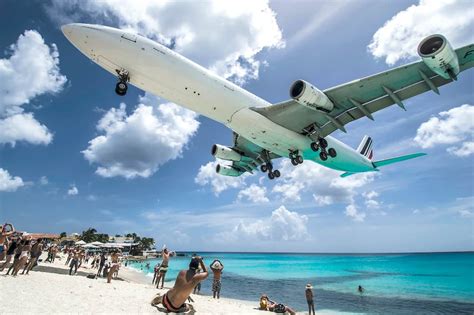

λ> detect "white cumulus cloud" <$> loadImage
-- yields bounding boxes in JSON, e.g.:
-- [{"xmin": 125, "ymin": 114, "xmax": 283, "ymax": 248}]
[
  {"xmin": 232, "ymin": 205, "xmax": 309, "ymax": 241},
  {"xmin": 414, "ymin": 104, "xmax": 474, "ymax": 156},
  {"xmin": 237, "ymin": 184, "xmax": 269, "ymax": 203},
  {"xmin": 345, "ymin": 203, "xmax": 366, "ymax": 222},
  {"xmin": 272, "ymin": 159, "xmax": 376, "ymax": 205},
  {"xmin": 67, "ymin": 185, "xmax": 79, "ymax": 196},
  {"xmin": 47, "ymin": 0, "xmax": 283, "ymax": 84},
  {"xmin": 0, "ymin": 168, "xmax": 25, "ymax": 192},
  {"xmin": 0, "ymin": 30, "xmax": 66, "ymax": 146},
  {"xmin": 368, "ymin": 0, "xmax": 474, "ymax": 65},
  {"xmin": 195, "ymin": 159, "xmax": 249, "ymax": 196},
  {"xmin": 83, "ymin": 94, "xmax": 199, "ymax": 179}
]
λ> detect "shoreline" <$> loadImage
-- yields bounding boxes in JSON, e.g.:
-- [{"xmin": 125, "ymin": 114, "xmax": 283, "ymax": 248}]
[{"xmin": 2, "ymin": 253, "xmax": 343, "ymax": 314}]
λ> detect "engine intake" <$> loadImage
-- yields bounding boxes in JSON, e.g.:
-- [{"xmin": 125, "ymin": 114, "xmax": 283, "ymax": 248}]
[
  {"xmin": 418, "ymin": 34, "xmax": 459, "ymax": 80},
  {"xmin": 289, "ymin": 80, "xmax": 334, "ymax": 111},
  {"xmin": 216, "ymin": 164, "xmax": 243, "ymax": 177},
  {"xmin": 211, "ymin": 144, "xmax": 242, "ymax": 162}
]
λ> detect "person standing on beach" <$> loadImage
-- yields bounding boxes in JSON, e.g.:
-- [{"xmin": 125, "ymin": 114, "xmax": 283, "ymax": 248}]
[
  {"xmin": 23, "ymin": 238, "xmax": 43, "ymax": 274},
  {"xmin": 0, "ymin": 236, "xmax": 18, "ymax": 271},
  {"xmin": 65, "ymin": 248, "xmax": 73, "ymax": 265},
  {"xmin": 12, "ymin": 239, "xmax": 31, "ymax": 276},
  {"xmin": 305, "ymin": 284, "xmax": 315, "ymax": 315},
  {"xmin": 0, "ymin": 223, "xmax": 15, "ymax": 261},
  {"xmin": 97, "ymin": 252, "xmax": 106, "ymax": 277},
  {"xmin": 210, "ymin": 259, "xmax": 224, "ymax": 299},
  {"xmin": 151, "ymin": 256, "xmax": 208, "ymax": 313},
  {"xmin": 69, "ymin": 249, "xmax": 79, "ymax": 275},
  {"xmin": 156, "ymin": 247, "xmax": 171, "ymax": 289},
  {"xmin": 152, "ymin": 262, "xmax": 161, "ymax": 285},
  {"xmin": 107, "ymin": 250, "xmax": 121, "ymax": 283}
]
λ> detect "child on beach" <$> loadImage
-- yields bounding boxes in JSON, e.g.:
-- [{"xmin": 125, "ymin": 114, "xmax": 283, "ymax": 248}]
[
  {"xmin": 305, "ymin": 284, "xmax": 315, "ymax": 315},
  {"xmin": 210, "ymin": 259, "xmax": 224, "ymax": 299}
]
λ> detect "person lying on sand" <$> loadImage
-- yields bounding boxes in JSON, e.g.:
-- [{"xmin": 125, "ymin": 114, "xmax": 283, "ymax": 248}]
[
  {"xmin": 259, "ymin": 294, "xmax": 296, "ymax": 315},
  {"xmin": 151, "ymin": 256, "xmax": 208, "ymax": 313}
]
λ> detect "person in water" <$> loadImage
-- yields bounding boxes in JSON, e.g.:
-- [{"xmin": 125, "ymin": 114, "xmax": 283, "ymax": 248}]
[
  {"xmin": 151, "ymin": 256, "xmax": 208, "ymax": 313},
  {"xmin": 358, "ymin": 285, "xmax": 365, "ymax": 294},
  {"xmin": 305, "ymin": 284, "xmax": 315, "ymax": 315},
  {"xmin": 210, "ymin": 259, "xmax": 224, "ymax": 299}
]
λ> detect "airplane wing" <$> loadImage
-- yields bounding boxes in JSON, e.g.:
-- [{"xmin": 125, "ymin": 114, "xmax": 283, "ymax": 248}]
[
  {"xmin": 252, "ymin": 44, "xmax": 474, "ymax": 137},
  {"xmin": 226, "ymin": 132, "xmax": 281, "ymax": 174}
]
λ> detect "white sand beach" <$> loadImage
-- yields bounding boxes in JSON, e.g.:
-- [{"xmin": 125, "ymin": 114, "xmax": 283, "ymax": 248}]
[{"xmin": 0, "ymin": 253, "xmax": 341, "ymax": 315}]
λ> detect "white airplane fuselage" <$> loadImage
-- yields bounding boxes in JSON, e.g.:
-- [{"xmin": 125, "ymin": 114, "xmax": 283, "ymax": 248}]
[{"xmin": 62, "ymin": 24, "xmax": 375, "ymax": 173}]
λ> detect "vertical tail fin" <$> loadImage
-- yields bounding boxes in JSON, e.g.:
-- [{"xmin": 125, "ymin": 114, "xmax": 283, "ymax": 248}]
[{"xmin": 357, "ymin": 135, "xmax": 374, "ymax": 160}]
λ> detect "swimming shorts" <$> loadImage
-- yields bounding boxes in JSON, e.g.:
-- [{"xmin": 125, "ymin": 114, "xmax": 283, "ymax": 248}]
[
  {"xmin": 212, "ymin": 279, "xmax": 221, "ymax": 292},
  {"xmin": 162, "ymin": 293, "xmax": 185, "ymax": 312}
]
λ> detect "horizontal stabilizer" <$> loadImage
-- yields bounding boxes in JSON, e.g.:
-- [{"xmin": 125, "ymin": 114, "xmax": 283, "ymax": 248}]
[
  {"xmin": 372, "ymin": 153, "xmax": 427, "ymax": 168},
  {"xmin": 340, "ymin": 172, "xmax": 355, "ymax": 178}
]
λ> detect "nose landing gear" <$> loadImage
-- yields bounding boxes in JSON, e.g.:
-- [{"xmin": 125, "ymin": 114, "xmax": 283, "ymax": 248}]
[
  {"xmin": 310, "ymin": 137, "xmax": 337, "ymax": 161},
  {"xmin": 115, "ymin": 69, "xmax": 130, "ymax": 96}
]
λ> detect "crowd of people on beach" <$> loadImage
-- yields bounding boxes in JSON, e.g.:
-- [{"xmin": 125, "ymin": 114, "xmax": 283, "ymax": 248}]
[{"xmin": 1, "ymin": 223, "xmax": 368, "ymax": 314}]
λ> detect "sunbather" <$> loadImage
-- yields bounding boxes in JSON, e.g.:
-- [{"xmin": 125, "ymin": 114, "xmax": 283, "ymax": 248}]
[{"xmin": 151, "ymin": 256, "xmax": 208, "ymax": 313}]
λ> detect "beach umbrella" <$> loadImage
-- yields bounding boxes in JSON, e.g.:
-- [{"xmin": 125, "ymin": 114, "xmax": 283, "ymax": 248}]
[
  {"xmin": 83, "ymin": 244, "xmax": 99, "ymax": 248},
  {"xmin": 75, "ymin": 240, "xmax": 86, "ymax": 245},
  {"xmin": 90, "ymin": 241, "xmax": 104, "ymax": 246}
]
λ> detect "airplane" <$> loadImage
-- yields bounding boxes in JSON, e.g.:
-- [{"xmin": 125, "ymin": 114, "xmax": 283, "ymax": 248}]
[{"xmin": 62, "ymin": 24, "xmax": 473, "ymax": 180}]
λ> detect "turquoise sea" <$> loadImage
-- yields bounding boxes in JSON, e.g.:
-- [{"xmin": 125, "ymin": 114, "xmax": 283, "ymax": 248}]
[{"xmin": 129, "ymin": 252, "xmax": 474, "ymax": 314}]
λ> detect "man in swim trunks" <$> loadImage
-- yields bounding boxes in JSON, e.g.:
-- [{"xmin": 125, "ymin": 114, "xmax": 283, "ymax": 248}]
[
  {"xmin": 156, "ymin": 248, "xmax": 171, "ymax": 289},
  {"xmin": 151, "ymin": 256, "xmax": 208, "ymax": 313},
  {"xmin": 107, "ymin": 250, "xmax": 121, "ymax": 283},
  {"xmin": 210, "ymin": 259, "xmax": 224, "ymax": 299}
]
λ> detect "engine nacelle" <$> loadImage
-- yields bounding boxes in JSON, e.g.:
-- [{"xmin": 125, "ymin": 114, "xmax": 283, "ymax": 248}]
[
  {"xmin": 418, "ymin": 34, "xmax": 459, "ymax": 80},
  {"xmin": 289, "ymin": 80, "xmax": 334, "ymax": 111},
  {"xmin": 216, "ymin": 164, "xmax": 243, "ymax": 177},
  {"xmin": 211, "ymin": 144, "xmax": 242, "ymax": 162}
]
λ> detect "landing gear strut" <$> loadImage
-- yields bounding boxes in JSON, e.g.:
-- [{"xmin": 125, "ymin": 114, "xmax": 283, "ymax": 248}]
[
  {"xmin": 310, "ymin": 137, "xmax": 337, "ymax": 161},
  {"xmin": 115, "ymin": 69, "xmax": 129, "ymax": 96}
]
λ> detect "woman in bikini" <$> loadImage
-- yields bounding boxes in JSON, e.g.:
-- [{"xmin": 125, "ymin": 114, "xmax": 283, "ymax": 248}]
[{"xmin": 12, "ymin": 239, "xmax": 31, "ymax": 276}]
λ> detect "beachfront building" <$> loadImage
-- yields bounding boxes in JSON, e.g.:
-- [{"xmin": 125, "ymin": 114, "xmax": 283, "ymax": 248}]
[{"xmin": 106, "ymin": 236, "xmax": 139, "ymax": 255}]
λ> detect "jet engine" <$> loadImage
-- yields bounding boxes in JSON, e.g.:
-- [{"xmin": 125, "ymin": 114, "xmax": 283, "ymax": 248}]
[
  {"xmin": 289, "ymin": 79, "xmax": 334, "ymax": 111},
  {"xmin": 418, "ymin": 34, "xmax": 459, "ymax": 80},
  {"xmin": 216, "ymin": 164, "xmax": 243, "ymax": 177},
  {"xmin": 211, "ymin": 144, "xmax": 242, "ymax": 162}
]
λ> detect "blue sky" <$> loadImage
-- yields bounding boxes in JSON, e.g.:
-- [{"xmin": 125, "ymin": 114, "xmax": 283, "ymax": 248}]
[{"xmin": 0, "ymin": 0, "xmax": 473, "ymax": 252}]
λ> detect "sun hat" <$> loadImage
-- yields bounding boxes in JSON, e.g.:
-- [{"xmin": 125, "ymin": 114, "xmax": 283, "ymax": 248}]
[
  {"xmin": 306, "ymin": 284, "xmax": 313, "ymax": 289},
  {"xmin": 211, "ymin": 259, "xmax": 223, "ymax": 270}
]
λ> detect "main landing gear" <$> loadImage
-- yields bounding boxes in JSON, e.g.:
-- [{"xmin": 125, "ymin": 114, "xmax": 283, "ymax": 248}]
[
  {"xmin": 310, "ymin": 137, "xmax": 337, "ymax": 161},
  {"xmin": 289, "ymin": 151, "xmax": 304, "ymax": 166},
  {"xmin": 260, "ymin": 162, "xmax": 280, "ymax": 180},
  {"xmin": 115, "ymin": 69, "xmax": 129, "ymax": 96}
]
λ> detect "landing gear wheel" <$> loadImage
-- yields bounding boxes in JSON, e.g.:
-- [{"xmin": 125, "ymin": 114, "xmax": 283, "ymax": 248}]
[
  {"xmin": 291, "ymin": 158, "xmax": 298, "ymax": 166},
  {"xmin": 273, "ymin": 170, "xmax": 281, "ymax": 178},
  {"xmin": 268, "ymin": 172, "xmax": 275, "ymax": 180},
  {"xmin": 310, "ymin": 142, "xmax": 319, "ymax": 152},
  {"xmin": 115, "ymin": 81, "xmax": 128, "ymax": 96},
  {"xmin": 319, "ymin": 138, "xmax": 328, "ymax": 149},
  {"xmin": 260, "ymin": 164, "xmax": 268, "ymax": 173},
  {"xmin": 296, "ymin": 155, "xmax": 303, "ymax": 164},
  {"xmin": 266, "ymin": 163, "xmax": 273, "ymax": 171},
  {"xmin": 328, "ymin": 148, "xmax": 337, "ymax": 158},
  {"xmin": 320, "ymin": 151, "xmax": 328, "ymax": 161}
]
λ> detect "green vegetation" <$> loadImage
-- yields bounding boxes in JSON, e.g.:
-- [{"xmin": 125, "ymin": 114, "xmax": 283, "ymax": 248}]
[{"xmin": 79, "ymin": 227, "xmax": 155, "ymax": 250}]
